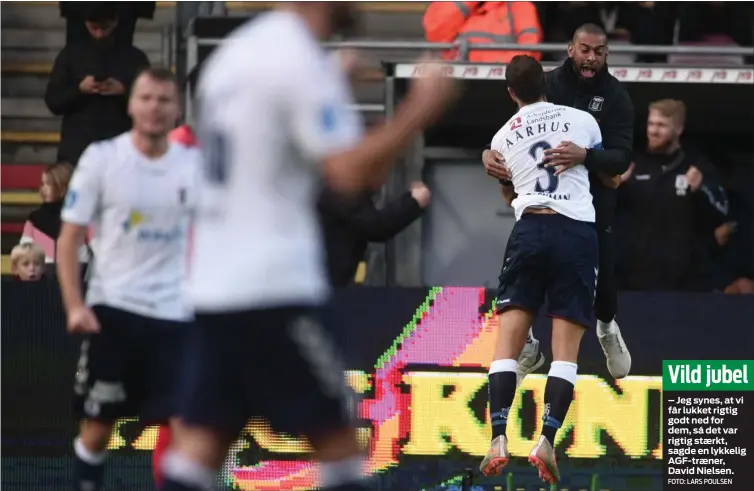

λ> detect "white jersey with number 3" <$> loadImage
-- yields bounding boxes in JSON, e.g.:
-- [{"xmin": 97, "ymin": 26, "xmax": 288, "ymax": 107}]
[
  {"xmin": 188, "ymin": 11, "xmax": 363, "ymax": 311},
  {"xmin": 491, "ymin": 101, "xmax": 602, "ymax": 222}
]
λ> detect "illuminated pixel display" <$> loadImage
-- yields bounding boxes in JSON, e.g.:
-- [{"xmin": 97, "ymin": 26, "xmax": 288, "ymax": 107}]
[{"xmin": 105, "ymin": 287, "xmax": 663, "ymax": 490}]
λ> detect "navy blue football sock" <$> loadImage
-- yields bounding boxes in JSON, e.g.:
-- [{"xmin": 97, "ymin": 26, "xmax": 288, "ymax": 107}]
[
  {"xmin": 541, "ymin": 361, "xmax": 578, "ymax": 445},
  {"xmin": 488, "ymin": 359, "xmax": 518, "ymax": 440},
  {"xmin": 73, "ymin": 438, "xmax": 106, "ymax": 491}
]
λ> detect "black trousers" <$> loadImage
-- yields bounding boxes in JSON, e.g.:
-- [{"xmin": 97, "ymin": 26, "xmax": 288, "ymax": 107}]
[{"xmin": 594, "ymin": 224, "xmax": 618, "ymax": 323}]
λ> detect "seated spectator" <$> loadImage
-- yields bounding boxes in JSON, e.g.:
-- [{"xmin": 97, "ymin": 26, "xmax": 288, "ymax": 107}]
[
  {"xmin": 60, "ymin": 1, "xmax": 156, "ymax": 48},
  {"xmin": 44, "ymin": 3, "xmax": 150, "ymax": 165},
  {"xmin": 20, "ymin": 163, "xmax": 91, "ymax": 264},
  {"xmin": 318, "ymin": 182, "xmax": 431, "ymax": 287},
  {"xmin": 10, "ymin": 243, "xmax": 46, "ymax": 282},
  {"xmin": 423, "ymin": 1, "xmax": 542, "ymax": 62},
  {"xmin": 616, "ymin": 99, "xmax": 728, "ymax": 292}
]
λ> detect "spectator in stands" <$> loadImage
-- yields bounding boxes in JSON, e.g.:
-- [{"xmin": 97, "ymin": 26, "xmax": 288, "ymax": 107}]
[
  {"xmin": 20, "ymin": 163, "xmax": 91, "ymax": 264},
  {"xmin": 60, "ymin": 1, "xmax": 156, "ymax": 48},
  {"xmin": 318, "ymin": 182, "xmax": 431, "ymax": 287},
  {"xmin": 10, "ymin": 243, "xmax": 46, "ymax": 282},
  {"xmin": 616, "ymin": 99, "xmax": 729, "ymax": 292},
  {"xmin": 538, "ymin": 2, "xmax": 671, "ymax": 62},
  {"xmin": 44, "ymin": 3, "xmax": 150, "ymax": 165},
  {"xmin": 423, "ymin": 1, "xmax": 542, "ymax": 62}
]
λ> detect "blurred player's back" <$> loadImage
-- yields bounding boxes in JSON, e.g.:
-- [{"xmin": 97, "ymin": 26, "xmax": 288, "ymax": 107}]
[
  {"xmin": 189, "ymin": 10, "xmax": 363, "ymax": 310},
  {"xmin": 491, "ymin": 103, "xmax": 601, "ymax": 223}
]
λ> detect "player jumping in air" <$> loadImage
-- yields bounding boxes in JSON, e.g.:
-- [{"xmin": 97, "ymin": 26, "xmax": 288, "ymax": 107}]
[
  {"xmin": 483, "ymin": 24, "xmax": 633, "ymax": 387},
  {"xmin": 479, "ymin": 55, "xmax": 602, "ymax": 485},
  {"xmin": 158, "ymin": 3, "xmax": 457, "ymax": 491},
  {"xmin": 57, "ymin": 68, "xmax": 200, "ymax": 491}
]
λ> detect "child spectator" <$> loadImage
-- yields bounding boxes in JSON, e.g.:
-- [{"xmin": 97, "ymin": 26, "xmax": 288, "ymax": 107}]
[
  {"xmin": 20, "ymin": 163, "xmax": 90, "ymax": 263},
  {"xmin": 10, "ymin": 243, "xmax": 46, "ymax": 282}
]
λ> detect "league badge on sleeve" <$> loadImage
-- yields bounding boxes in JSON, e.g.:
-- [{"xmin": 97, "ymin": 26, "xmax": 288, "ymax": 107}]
[{"xmin": 64, "ymin": 190, "xmax": 78, "ymax": 209}]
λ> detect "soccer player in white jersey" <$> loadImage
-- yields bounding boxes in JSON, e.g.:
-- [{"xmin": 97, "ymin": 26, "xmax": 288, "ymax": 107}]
[
  {"xmin": 56, "ymin": 68, "xmax": 199, "ymax": 491},
  {"xmin": 479, "ymin": 56, "xmax": 602, "ymax": 485},
  {"xmin": 159, "ymin": 4, "xmax": 457, "ymax": 491}
]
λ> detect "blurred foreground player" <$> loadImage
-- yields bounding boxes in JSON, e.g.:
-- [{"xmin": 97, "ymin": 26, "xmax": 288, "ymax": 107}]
[
  {"xmin": 152, "ymin": 66, "xmax": 201, "ymax": 490},
  {"xmin": 482, "ymin": 23, "xmax": 632, "ymax": 384},
  {"xmin": 57, "ymin": 68, "xmax": 199, "ymax": 491},
  {"xmin": 159, "ymin": 3, "xmax": 457, "ymax": 491},
  {"xmin": 479, "ymin": 56, "xmax": 601, "ymax": 485}
]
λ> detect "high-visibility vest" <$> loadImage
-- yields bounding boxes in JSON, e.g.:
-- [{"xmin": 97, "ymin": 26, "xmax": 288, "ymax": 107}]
[{"xmin": 423, "ymin": 1, "xmax": 542, "ymax": 62}]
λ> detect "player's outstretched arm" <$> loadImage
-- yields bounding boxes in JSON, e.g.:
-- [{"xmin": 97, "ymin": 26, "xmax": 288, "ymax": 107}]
[{"xmin": 323, "ymin": 63, "xmax": 457, "ymax": 192}]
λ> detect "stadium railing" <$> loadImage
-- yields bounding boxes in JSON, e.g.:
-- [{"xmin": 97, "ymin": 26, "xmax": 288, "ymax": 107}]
[{"xmin": 184, "ymin": 36, "xmax": 753, "ymax": 117}]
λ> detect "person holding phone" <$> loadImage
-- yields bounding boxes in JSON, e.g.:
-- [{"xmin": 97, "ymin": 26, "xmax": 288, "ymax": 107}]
[{"xmin": 45, "ymin": 3, "xmax": 150, "ymax": 165}]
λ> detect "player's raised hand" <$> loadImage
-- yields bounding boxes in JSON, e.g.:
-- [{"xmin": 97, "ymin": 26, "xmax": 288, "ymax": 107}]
[
  {"xmin": 482, "ymin": 149, "xmax": 511, "ymax": 181},
  {"xmin": 406, "ymin": 56, "xmax": 459, "ymax": 125},
  {"xmin": 685, "ymin": 166, "xmax": 704, "ymax": 192},
  {"xmin": 67, "ymin": 305, "xmax": 101, "ymax": 335}
]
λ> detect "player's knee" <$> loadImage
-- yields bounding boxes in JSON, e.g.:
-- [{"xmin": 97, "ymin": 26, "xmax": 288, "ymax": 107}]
[
  {"xmin": 550, "ymin": 318, "xmax": 586, "ymax": 363},
  {"xmin": 79, "ymin": 419, "xmax": 116, "ymax": 453}
]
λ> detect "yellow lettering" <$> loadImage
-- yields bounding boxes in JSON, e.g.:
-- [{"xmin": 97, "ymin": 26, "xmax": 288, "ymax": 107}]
[
  {"xmin": 402, "ymin": 372, "xmax": 488, "ymax": 456},
  {"xmin": 132, "ymin": 425, "xmax": 160, "ymax": 450},
  {"xmin": 107, "ymin": 418, "xmax": 137, "ymax": 450},
  {"xmin": 568, "ymin": 375, "xmax": 661, "ymax": 458},
  {"xmin": 246, "ymin": 371, "xmax": 371, "ymax": 454}
]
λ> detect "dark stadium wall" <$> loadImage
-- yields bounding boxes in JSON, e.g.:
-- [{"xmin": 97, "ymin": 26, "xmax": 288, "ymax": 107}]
[{"xmin": 3, "ymin": 279, "xmax": 753, "ymax": 490}]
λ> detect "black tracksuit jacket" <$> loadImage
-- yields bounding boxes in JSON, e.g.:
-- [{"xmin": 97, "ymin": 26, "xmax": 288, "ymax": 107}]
[{"xmin": 545, "ymin": 58, "xmax": 635, "ymax": 227}]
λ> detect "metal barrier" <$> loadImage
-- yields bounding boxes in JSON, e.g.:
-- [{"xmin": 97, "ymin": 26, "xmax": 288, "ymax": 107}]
[{"xmin": 184, "ymin": 34, "xmax": 753, "ymax": 120}]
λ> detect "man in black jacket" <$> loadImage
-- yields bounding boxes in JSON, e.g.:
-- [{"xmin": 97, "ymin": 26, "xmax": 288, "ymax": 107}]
[
  {"xmin": 616, "ymin": 99, "xmax": 729, "ymax": 291},
  {"xmin": 319, "ymin": 182, "xmax": 430, "ymax": 287},
  {"xmin": 482, "ymin": 23, "xmax": 632, "ymax": 383},
  {"xmin": 45, "ymin": 4, "xmax": 150, "ymax": 165}
]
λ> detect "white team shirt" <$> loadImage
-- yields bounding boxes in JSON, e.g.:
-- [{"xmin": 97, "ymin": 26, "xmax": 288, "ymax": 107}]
[
  {"xmin": 491, "ymin": 102, "xmax": 602, "ymax": 222},
  {"xmin": 188, "ymin": 11, "xmax": 363, "ymax": 311},
  {"xmin": 62, "ymin": 132, "xmax": 200, "ymax": 321}
]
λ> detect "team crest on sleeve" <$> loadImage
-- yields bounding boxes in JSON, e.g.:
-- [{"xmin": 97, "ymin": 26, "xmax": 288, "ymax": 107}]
[{"xmin": 588, "ymin": 96, "xmax": 604, "ymax": 112}]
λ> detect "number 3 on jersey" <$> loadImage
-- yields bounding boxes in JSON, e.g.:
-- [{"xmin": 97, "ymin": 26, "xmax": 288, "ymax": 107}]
[{"xmin": 529, "ymin": 141, "xmax": 558, "ymax": 193}]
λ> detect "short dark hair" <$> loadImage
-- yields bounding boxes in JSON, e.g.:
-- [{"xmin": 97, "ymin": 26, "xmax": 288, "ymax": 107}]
[
  {"xmin": 572, "ymin": 23, "xmax": 607, "ymax": 42},
  {"xmin": 506, "ymin": 55, "xmax": 545, "ymax": 104},
  {"xmin": 84, "ymin": 4, "xmax": 118, "ymax": 23},
  {"xmin": 137, "ymin": 67, "xmax": 178, "ymax": 85}
]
